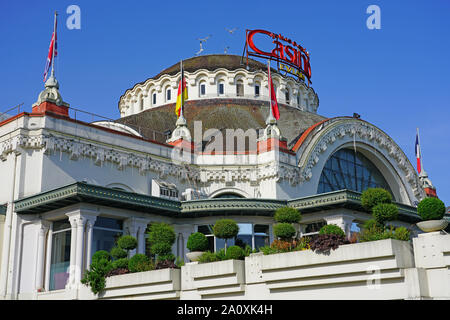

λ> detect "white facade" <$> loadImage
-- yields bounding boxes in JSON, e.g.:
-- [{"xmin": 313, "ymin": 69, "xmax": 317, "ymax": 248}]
[{"xmin": 0, "ymin": 55, "xmax": 432, "ymax": 300}]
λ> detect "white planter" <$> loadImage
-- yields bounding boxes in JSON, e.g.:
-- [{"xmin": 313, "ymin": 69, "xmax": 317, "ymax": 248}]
[
  {"xmin": 416, "ymin": 219, "xmax": 449, "ymax": 233},
  {"xmin": 186, "ymin": 251, "xmax": 204, "ymax": 262}
]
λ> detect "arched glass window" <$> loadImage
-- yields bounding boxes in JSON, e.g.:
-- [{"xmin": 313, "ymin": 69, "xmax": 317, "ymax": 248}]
[
  {"xmin": 152, "ymin": 92, "xmax": 156, "ymax": 105},
  {"xmin": 199, "ymin": 81, "xmax": 206, "ymax": 97},
  {"xmin": 285, "ymin": 89, "xmax": 290, "ymax": 105},
  {"xmin": 254, "ymin": 82, "xmax": 260, "ymax": 97},
  {"xmin": 317, "ymin": 148, "xmax": 393, "ymax": 196},
  {"xmin": 218, "ymin": 80, "xmax": 224, "ymax": 96},
  {"xmin": 166, "ymin": 88, "xmax": 171, "ymax": 102},
  {"xmin": 236, "ymin": 80, "xmax": 244, "ymax": 97},
  {"xmin": 213, "ymin": 192, "xmax": 244, "ymax": 199}
]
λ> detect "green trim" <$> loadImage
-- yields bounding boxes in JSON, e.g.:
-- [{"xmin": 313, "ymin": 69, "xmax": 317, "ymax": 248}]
[{"xmin": 14, "ymin": 183, "xmax": 419, "ymax": 222}]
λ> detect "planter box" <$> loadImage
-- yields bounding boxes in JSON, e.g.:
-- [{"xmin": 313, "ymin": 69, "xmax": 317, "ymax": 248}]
[
  {"xmin": 78, "ymin": 268, "xmax": 181, "ymax": 300},
  {"xmin": 181, "ymin": 260, "xmax": 245, "ymax": 299},
  {"xmin": 245, "ymin": 239, "xmax": 416, "ymax": 300}
]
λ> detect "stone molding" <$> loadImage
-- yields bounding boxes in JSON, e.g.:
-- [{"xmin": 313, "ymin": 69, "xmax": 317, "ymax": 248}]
[{"xmin": 296, "ymin": 118, "xmax": 425, "ymax": 200}]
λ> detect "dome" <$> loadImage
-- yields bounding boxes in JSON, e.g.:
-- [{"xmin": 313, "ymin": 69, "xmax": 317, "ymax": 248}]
[{"xmin": 116, "ymin": 54, "xmax": 322, "ymax": 147}]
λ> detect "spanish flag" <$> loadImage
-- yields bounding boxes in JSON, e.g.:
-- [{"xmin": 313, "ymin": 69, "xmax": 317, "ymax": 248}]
[{"xmin": 175, "ymin": 61, "xmax": 188, "ymax": 118}]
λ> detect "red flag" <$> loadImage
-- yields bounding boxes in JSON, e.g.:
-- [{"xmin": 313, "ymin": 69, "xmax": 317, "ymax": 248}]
[
  {"xmin": 43, "ymin": 14, "xmax": 58, "ymax": 82},
  {"xmin": 268, "ymin": 62, "xmax": 280, "ymax": 120}
]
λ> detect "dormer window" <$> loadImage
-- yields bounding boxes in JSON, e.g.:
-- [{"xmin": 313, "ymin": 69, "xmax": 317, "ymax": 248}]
[{"xmin": 151, "ymin": 180, "xmax": 179, "ymax": 200}]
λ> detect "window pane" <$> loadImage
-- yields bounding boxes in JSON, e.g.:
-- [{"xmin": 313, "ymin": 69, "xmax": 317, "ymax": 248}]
[
  {"xmin": 317, "ymin": 149, "xmax": 393, "ymax": 197},
  {"xmin": 219, "ymin": 83, "xmax": 224, "ymax": 95},
  {"xmin": 255, "ymin": 85, "xmax": 260, "ymax": 96},
  {"xmin": 94, "ymin": 217, "xmax": 123, "ymax": 230},
  {"xmin": 49, "ymin": 229, "xmax": 71, "ymax": 291},
  {"xmin": 92, "ymin": 229, "xmax": 123, "ymax": 256}
]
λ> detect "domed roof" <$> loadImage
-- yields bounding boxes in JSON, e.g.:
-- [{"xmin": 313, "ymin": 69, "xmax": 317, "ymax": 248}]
[{"xmin": 115, "ymin": 98, "xmax": 326, "ymax": 148}]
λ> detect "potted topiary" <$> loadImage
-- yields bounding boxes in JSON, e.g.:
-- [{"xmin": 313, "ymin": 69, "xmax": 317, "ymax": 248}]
[
  {"xmin": 186, "ymin": 232, "xmax": 209, "ymax": 262},
  {"xmin": 416, "ymin": 197, "xmax": 448, "ymax": 232}
]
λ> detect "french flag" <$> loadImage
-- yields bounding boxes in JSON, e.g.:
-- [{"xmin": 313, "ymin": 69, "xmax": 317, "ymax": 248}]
[
  {"xmin": 415, "ymin": 130, "xmax": 421, "ymax": 174},
  {"xmin": 43, "ymin": 15, "xmax": 57, "ymax": 82}
]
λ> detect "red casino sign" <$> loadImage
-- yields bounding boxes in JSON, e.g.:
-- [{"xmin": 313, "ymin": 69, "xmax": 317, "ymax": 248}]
[{"xmin": 243, "ymin": 29, "xmax": 311, "ymax": 84}]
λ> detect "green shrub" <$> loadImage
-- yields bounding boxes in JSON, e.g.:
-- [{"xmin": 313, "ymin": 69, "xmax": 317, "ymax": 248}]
[
  {"xmin": 393, "ymin": 226, "xmax": 411, "ymax": 241},
  {"xmin": 81, "ymin": 256, "xmax": 113, "ymax": 294},
  {"xmin": 151, "ymin": 242, "xmax": 173, "ymax": 255},
  {"xmin": 157, "ymin": 253, "xmax": 175, "ymax": 262},
  {"xmin": 274, "ymin": 207, "xmax": 302, "ymax": 224},
  {"xmin": 273, "ymin": 223, "xmax": 296, "ymax": 240},
  {"xmin": 187, "ymin": 232, "xmax": 209, "ymax": 251},
  {"xmin": 175, "ymin": 257, "xmax": 185, "ymax": 268},
  {"xmin": 148, "ymin": 223, "xmax": 176, "ymax": 263},
  {"xmin": 225, "ymin": 245, "xmax": 245, "ymax": 260},
  {"xmin": 111, "ymin": 258, "xmax": 129, "ymax": 270},
  {"xmin": 110, "ymin": 246, "xmax": 127, "ymax": 260},
  {"xmin": 319, "ymin": 224, "xmax": 345, "ymax": 237},
  {"xmin": 198, "ymin": 251, "xmax": 219, "ymax": 263},
  {"xmin": 148, "ymin": 223, "xmax": 176, "ymax": 245},
  {"xmin": 372, "ymin": 203, "xmax": 399, "ymax": 225},
  {"xmin": 117, "ymin": 235, "xmax": 138, "ymax": 251},
  {"xmin": 417, "ymin": 197, "xmax": 446, "ymax": 220},
  {"xmin": 361, "ymin": 188, "xmax": 392, "ymax": 211},
  {"xmin": 92, "ymin": 250, "xmax": 111, "ymax": 264},
  {"xmin": 213, "ymin": 219, "xmax": 239, "ymax": 240},
  {"xmin": 215, "ymin": 248, "xmax": 226, "ymax": 261},
  {"xmin": 128, "ymin": 254, "xmax": 154, "ymax": 273}
]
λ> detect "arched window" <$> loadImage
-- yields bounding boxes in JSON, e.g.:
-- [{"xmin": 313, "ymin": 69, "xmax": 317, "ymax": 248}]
[
  {"xmin": 166, "ymin": 88, "xmax": 171, "ymax": 102},
  {"xmin": 213, "ymin": 192, "xmax": 244, "ymax": 199},
  {"xmin": 139, "ymin": 96, "xmax": 144, "ymax": 111},
  {"xmin": 285, "ymin": 89, "xmax": 290, "ymax": 105},
  {"xmin": 297, "ymin": 92, "xmax": 301, "ymax": 108},
  {"xmin": 218, "ymin": 80, "xmax": 225, "ymax": 96},
  {"xmin": 254, "ymin": 82, "xmax": 260, "ymax": 97},
  {"xmin": 236, "ymin": 80, "xmax": 244, "ymax": 97},
  {"xmin": 317, "ymin": 148, "xmax": 393, "ymax": 196},
  {"xmin": 199, "ymin": 81, "xmax": 206, "ymax": 97},
  {"xmin": 152, "ymin": 92, "xmax": 157, "ymax": 106}
]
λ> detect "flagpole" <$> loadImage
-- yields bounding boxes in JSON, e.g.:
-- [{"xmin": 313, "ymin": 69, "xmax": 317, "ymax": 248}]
[
  {"xmin": 50, "ymin": 11, "xmax": 57, "ymax": 79},
  {"xmin": 180, "ymin": 60, "xmax": 184, "ymax": 119}
]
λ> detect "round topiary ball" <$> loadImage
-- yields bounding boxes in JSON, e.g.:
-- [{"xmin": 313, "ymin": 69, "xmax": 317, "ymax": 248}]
[
  {"xmin": 187, "ymin": 232, "xmax": 209, "ymax": 252},
  {"xmin": 361, "ymin": 188, "xmax": 392, "ymax": 212},
  {"xmin": 213, "ymin": 219, "xmax": 239, "ymax": 240},
  {"xmin": 112, "ymin": 258, "xmax": 129, "ymax": 270},
  {"xmin": 148, "ymin": 223, "xmax": 176, "ymax": 246},
  {"xmin": 92, "ymin": 250, "xmax": 111, "ymax": 264},
  {"xmin": 319, "ymin": 224, "xmax": 345, "ymax": 237},
  {"xmin": 117, "ymin": 235, "xmax": 138, "ymax": 251},
  {"xmin": 225, "ymin": 245, "xmax": 245, "ymax": 260},
  {"xmin": 110, "ymin": 246, "xmax": 127, "ymax": 260},
  {"xmin": 372, "ymin": 203, "xmax": 399, "ymax": 224},
  {"xmin": 273, "ymin": 223, "xmax": 296, "ymax": 240},
  {"xmin": 274, "ymin": 207, "xmax": 302, "ymax": 224},
  {"xmin": 417, "ymin": 197, "xmax": 446, "ymax": 221}
]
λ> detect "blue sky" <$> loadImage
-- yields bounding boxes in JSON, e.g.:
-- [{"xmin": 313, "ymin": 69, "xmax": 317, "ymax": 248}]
[{"xmin": 1, "ymin": 0, "xmax": 449, "ymax": 206}]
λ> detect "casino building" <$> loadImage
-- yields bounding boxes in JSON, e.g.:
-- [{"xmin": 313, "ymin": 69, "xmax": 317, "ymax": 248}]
[{"xmin": 0, "ymin": 47, "xmax": 439, "ymax": 299}]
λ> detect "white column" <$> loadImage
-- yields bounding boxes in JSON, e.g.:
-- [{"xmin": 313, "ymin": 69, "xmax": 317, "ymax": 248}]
[
  {"xmin": 34, "ymin": 221, "xmax": 50, "ymax": 293},
  {"xmin": 75, "ymin": 217, "xmax": 86, "ymax": 284},
  {"xmin": 66, "ymin": 215, "xmax": 78, "ymax": 289},
  {"xmin": 84, "ymin": 216, "xmax": 97, "ymax": 270}
]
